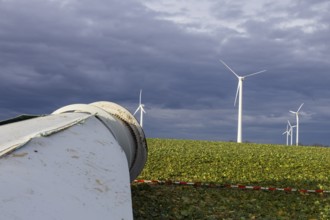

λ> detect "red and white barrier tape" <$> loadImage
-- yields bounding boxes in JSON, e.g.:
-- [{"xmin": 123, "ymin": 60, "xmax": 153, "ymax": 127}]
[{"xmin": 133, "ymin": 179, "xmax": 330, "ymax": 194}]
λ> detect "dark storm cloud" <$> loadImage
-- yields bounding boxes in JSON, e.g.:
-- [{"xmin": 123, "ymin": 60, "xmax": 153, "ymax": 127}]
[
  {"xmin": 0, "ymin": 0, "xmax": 223, "ymax": 124},
  {"xmin": 0, "ymin": 0, "xmax": 329, "ymax": 145},
  {"xmin": 203, "ymin": 0, "xmax": 330, "ymax": 145},
  {"xmin": 0, "ymin": 0, "xmax": 195, "ymax": 108}
]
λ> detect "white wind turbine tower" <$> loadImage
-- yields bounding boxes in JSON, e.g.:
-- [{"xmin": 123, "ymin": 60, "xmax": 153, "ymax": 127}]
[
  {"xmin": 290, "ymin": 103, "xmax": 304, "ymax": 146},
  {"xmin": 220, "ymin": 59, "xmax": 266, "ymax": 143},
  {"xmin": 133, "ymin": 89, "xmax": 146, "ymax": 127}
]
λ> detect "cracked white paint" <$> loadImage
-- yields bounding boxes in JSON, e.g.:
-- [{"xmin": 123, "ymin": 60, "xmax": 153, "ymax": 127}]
[{"xmin": 0, "ymin": 113, "xmax": 92, "ymax": 156}]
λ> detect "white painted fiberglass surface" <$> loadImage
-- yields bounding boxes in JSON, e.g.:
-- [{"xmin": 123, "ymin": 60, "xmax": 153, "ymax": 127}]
[{"xmin": 0, "ymin": 116, "xmax": 133, "ymax": 220}]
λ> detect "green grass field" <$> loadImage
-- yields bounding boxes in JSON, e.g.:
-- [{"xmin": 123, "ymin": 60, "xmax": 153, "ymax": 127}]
[{"xmin": 132, "ymin": 138, "xmax": 330, "ymax": 219}]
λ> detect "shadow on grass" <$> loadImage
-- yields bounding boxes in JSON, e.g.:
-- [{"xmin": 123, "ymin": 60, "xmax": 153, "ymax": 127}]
[{"xmin": 131, "ymin": 183, "xmax": 330, "ymax": 220}]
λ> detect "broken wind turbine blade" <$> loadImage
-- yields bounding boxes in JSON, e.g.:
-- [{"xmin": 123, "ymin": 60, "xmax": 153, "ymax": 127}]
[{"xmin": 0, "ymin": 101, "xmax": 147, "ymax": 220}]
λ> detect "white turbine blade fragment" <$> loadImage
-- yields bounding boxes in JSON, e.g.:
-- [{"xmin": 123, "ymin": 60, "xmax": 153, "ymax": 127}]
[
  {"xmin": 234, "ymin": 82, "xmax": 240, "ymax": 106},
  {"xmin": 219, "ymin": 59, "xmax": 240, "ymax": 78},
  {"xmin": 244, "ymin": 70, "xmax": 266, "ymax": 78},
  {"xmin": 287, "ymin": 120, "xmax": 292, "ymax": 127},
  {"xmin": 297, "ymin": 103, "xmax": 304, "ymax": 112},
  {"xmin": 289, "ymin": 110, "xmax": 296, "ymax": 114}
]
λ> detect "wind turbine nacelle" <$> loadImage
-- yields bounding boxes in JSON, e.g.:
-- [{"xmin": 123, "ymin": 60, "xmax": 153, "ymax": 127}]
[{"xmin": 0, "ymin": 101, "xmax": 147, "ymax": 220}]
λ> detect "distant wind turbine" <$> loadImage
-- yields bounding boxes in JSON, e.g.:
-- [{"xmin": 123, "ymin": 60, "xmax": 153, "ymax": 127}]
[
  {"xmin": 220, "ymin": 59, "xmax": 266, "ymax": 143},
  {"xmin": 133, "ymin": 89, "xmax": 146, "ymax": 127},
  {"xmin": 289, "ymin": 103, "xmax": 304, "ymax": 146},
  {"xmin": 282, "ymin": 124, "xmax": 290, "ymax": 146},
  {"xmin": 287, "ymin": 120, "xmax": 296, "ymax": 146}
]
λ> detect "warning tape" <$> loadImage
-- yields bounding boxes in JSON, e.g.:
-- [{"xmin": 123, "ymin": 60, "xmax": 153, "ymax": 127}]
[{"xmin": 133, "ymin": 179, "xmax": 330, "ymax": 194}]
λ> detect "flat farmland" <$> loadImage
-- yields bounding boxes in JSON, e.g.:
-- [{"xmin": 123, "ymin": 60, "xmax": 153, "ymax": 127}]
[{"xmin": 132, "ymin": 138, "xmax": 330, "ymax": 219}]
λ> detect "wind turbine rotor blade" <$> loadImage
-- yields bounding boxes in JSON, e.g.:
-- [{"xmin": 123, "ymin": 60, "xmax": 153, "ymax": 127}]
[
  {"xmin": 244, "ymin": 70, "xmax": 267, "ymax": 78},
  {"xmin": 219, "ymin": 59, "xmax": 240, "ymax": 78},
  {"xmin": 139, "ymin": 90, "xmax": 142, "ymax": 105},
  {"xmin": 234, "ymin": 82, "xmax": 240, "ymax": 106},
  {"xmin": 287, "ymin": 120, "xmax": 291, "ymax": 127},
  {"xmin": 133, "ymin": 106, "xmax": 140, "ymax": 115},
  {"xmin": 133, "ymin": 110, "xmax": 138, "ymax": 116},
  {"xmin": 140, "ymin": 105, "xmax": 146, "ymax": 113},
  {"xmin": 297, "ymin": 103, "xmax": 304, "ymax": 112},
  {"xmin": 289, "ymin": 110, "xmax": 296, "ymax": 114}
]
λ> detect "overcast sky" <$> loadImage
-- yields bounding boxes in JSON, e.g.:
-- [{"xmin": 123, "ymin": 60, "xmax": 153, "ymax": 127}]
[{"xmin": 0, "ymin": 0, "xmax": 329, "ymax": 146}]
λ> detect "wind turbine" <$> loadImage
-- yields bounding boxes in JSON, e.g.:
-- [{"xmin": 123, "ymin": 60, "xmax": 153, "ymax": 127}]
[
  {"xmin": 282, "ymin": 124, "xmax": 290, "ymax": 146},
  {"xmin": 287, "ymin": 120, "xmax": 296, "ymax": 146},
  {"xmin": 133, "ymin": 89, "xmax": 146, "ymax": 127},
  {"xmin": 289, "ymin": 103, "xmax": 304, "ymax": 146},
  {"xmin": 220, "ymin": 59, "xmax": 266, "ymax": 143}
]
